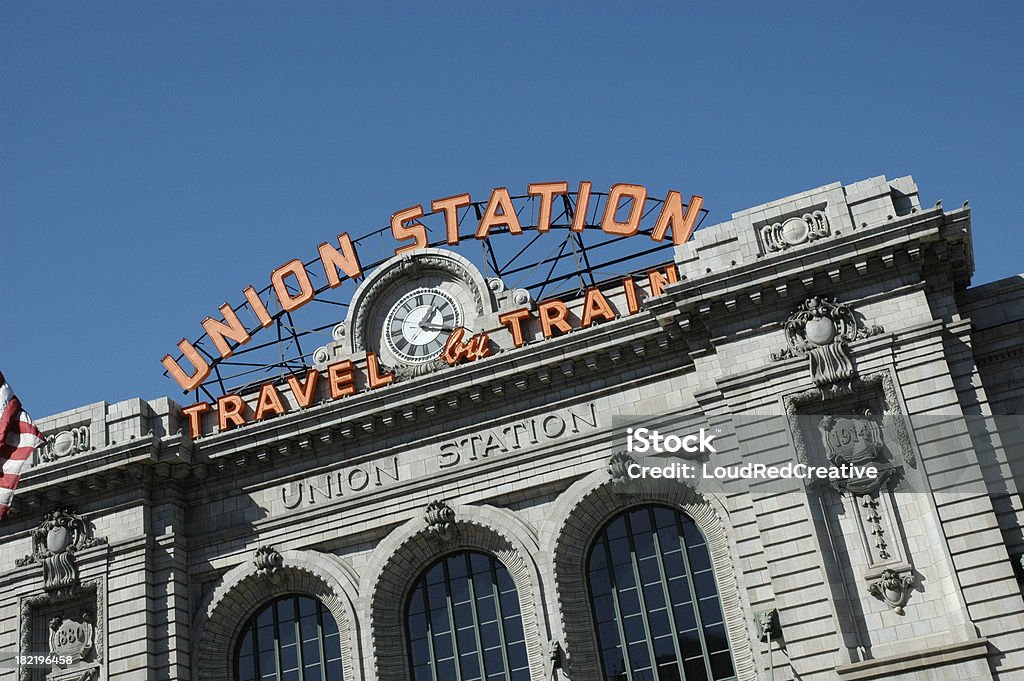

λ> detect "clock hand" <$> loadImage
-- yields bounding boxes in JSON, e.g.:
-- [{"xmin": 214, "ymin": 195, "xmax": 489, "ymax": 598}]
[{"xmin": 419, "ymin": 323, "xmax": 455, "ymax": 332}]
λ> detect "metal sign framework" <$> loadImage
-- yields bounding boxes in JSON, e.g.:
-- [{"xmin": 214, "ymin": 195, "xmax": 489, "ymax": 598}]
[{"xmin": 166, "ymin": 190, "xmax": 707, "ymax": 401}]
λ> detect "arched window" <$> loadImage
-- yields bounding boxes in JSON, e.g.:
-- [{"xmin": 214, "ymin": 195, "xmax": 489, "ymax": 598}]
[
  {"xmin": 587, "ymin": 505, "xmax": 736, "ymax": 681},
  {"xmin": 235, "ymin": 594, "xmax": 344, "ymax": 681},
  {"xmin": 405, "ymin": 551, "xmax": 530, "ymax": 681}
]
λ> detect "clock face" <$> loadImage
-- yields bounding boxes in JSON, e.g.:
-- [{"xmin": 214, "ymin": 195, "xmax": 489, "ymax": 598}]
[{"xmin": 383, "ymin": 287, "xmax": 462, "ymax": 363}]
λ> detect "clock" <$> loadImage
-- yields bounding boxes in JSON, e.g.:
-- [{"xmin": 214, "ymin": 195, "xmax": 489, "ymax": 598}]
[{"xmin": 382, "ymin": 287, "xmax": 462, "ymax": 363}]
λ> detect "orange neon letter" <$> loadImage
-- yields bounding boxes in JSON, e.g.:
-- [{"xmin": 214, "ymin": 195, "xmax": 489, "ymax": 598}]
[
  {"xmin": 243, "ymin": 285, "xmax": 274, "ymax": 328},
  {"xmin": 648, "ymin": 265, "xmax": 680, "ymax": 297},
  {"xmin": 623, "ymin": 277, "xmax": 641, "ymax": 314},
  {"xmin": 366, "ymin": 352, "xmax": 394, "ymax": 389},
  {"xmin": 391, "ymin": 205, "xmax": 429, "ymax": 255},
  {"xmin": 528, "ymin": 182, "xmax": 568, "ymax": 232},
  {"xmin": 538, "ymin": 300, "xmax": 572, "ymax": 337},
  {"xmin": 432, "ymin": 193, "xmax": 472, "ymax": 245},
  {"xmin": 601, "ymin": 183, "xmax": 647, "ymax": 236},
  {"xmin": 328, "ymin": 360, "xmax": 356, "ymax": 399},
  {"xmin": 254, "ymin": 383, "xmax": 287, "ymax": 420},
  {"xmin": 287, "ymin": 369, "xmax": 319, "ymax": 408},
  {"xmin": 581, "ymin": 287, "xmax": 616, "ymax": 328},
  {"xmin": 217, "ymin": 394, "xmax": 247, "ymax": 431},
  {"xmin": 272, "ymin": 259, "xmax": 316, "ymax": 312},
  {"xmin": 571, "ymin": 181, "xmax": 592, "ymax": 232},
  {"xmin": 499, "ymin": 308, "xmax": 532, "ymax": 348},
  {"xmin": 202, "ymin": 303, "xmax": 251, "ymax": 359},
  {"xmin": 162, "ymin": 339, "xmax": 211, "ymax": 392},
  {"xmin": 442, "ymin": 327, "xmax": 469, "ymax": 365},
  {"xmin": 476, "ymin": 187, "xmax": 523, "ymax": 238},
  {"xmin": 318, "ymin": 232, "xmax": 363, "ymax": 287},
  {"xmin": 651, "ymin": 192, "xmax": 704, "ymax": 245},
  {"xmin": 181, "ymin": 402, "xmax": 210, "ymax": 439}
]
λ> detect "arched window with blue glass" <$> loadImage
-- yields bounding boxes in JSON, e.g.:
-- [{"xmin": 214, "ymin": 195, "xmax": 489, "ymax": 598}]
[
  {"xmin": 587, "ymin": 504, "xmax": 736, "ymax": 681},
  {"xmin": 405, "ymin": 550, "xmax": 531, "ymax": 681},
  {"xmin": 235, "ymin": 594, "xmax": 344, "ymax": 681}
]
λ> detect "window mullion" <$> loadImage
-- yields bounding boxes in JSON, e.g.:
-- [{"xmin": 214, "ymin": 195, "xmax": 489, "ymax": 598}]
[
  {"xmin": 272, "ymin": 600, "xmax": 282, "ymax": 681},
  {"xmin": 442, "ymin": 559, "xmax": 465, "ymax": 681},
  {"xmin": 317, "ymin": 602, "xmax": 328, "ymax": 681},
  {"xmin": 489, "ymin": 556, "xmax": 513, "ymax": 677},
  {"xmin": 676, "ymin": 516, "xmax": 715, "ymax": 681},
  {"xmin": 649, "ymin": 510, "xmax": 688, "ymax": 679},
  {"xmin": 421, "ymin": 570, "xmax": 439, "ymax": 681},
  {"xmin": 624, "ymin": 511, "xmax": 661, "ymax": 680},
  {"xmin": 463, "ymin": 554, "xmax": 487, "ymax": 680},
  {"xmin": 252, "ymin": 625, "xmax": 262, "ymax": 681},
  {"xmin": 293, "ymin": 598, "xmax": 304, "ymax": 680},
  {"xmin": 602, "ymin": 533, "xmax": 634, "ymax": 681}
]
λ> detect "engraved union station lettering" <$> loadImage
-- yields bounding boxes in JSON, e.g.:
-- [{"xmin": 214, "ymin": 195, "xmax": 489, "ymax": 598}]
[
  {"xmin": 280, "ymin": 456, "xmax": 400, "ymax": 509},
  {"xmin": 438, "ymin": 403, "xmax": 598, "ymax": 468}
]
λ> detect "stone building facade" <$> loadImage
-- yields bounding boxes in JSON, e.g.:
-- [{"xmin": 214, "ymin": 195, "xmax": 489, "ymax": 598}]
[{"xmin": 2, "ymin": 175, "xmax": 1023, "ymax": 680}]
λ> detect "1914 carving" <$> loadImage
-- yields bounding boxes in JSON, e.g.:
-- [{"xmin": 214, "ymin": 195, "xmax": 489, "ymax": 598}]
[
  {"xmin": 818, "ymin": 412, "xmax": 895, "ymax": 496},
  {"xmin": 772, "ymin": 296, "xmax": 884, "ymax": 398}
]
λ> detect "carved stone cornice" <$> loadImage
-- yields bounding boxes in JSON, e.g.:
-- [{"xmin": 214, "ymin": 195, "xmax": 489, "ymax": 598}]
[
  {"xmin": 649, "ymin": 205, "xmax": 970, "ymax": 331},
  {"xmin": 11, "ymin": 434, "xmax": 194, "ymax": 513}
]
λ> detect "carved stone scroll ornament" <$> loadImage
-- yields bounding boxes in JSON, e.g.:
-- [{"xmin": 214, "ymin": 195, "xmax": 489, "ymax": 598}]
[
  {"xmin": 425, "ymin": 500, "xmax": 457, "ymax": 544},
  {"xmin": 772, "ymin": 296, "xmax": 884, "ymax": 399},
  {"xmin": 42, "ymin": 425, "xmax": 90, "ymax": 463},
  {"xmin": 15, "ymin": 509, "xmax": 106, "ymax": 598},
  {"xmin": 379, "ymin": 357, "xmax": 449, "ymax": 380},
  {"xmin": 253, "ymin": 546, "xmax": 284, "ymax": 583},
  {"xmin": 761, "ymin": 210, "xmax": 830, "ymax": 252},
  {"xmin": 867, "ymin": 568, "xmax": 916, "ymax": 614},
  {"xmin": 608, "ymin": 451, "xmax": 637, "ymax": 492}
]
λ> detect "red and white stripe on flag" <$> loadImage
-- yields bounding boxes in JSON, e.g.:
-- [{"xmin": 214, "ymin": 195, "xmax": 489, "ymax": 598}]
[{"xmin": 0, "ymin": 372, "xmax": 45, "ymax": 520}]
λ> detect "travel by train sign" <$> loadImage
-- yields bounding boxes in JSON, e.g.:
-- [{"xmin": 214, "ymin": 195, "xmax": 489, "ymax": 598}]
[{"xmin": 163, "ymin": 181, "xmax": 704, "ymax": 437}]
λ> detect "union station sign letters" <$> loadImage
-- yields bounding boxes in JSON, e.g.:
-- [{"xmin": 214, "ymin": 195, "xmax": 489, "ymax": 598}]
[{"xmin": 163, "ymin": 181, "xmax": 703, "ymax": 438}]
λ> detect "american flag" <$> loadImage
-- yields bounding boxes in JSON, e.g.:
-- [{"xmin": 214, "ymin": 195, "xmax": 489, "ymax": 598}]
[{"xmin": 0, "ymin": 372, "xmax": 45, "ymax": 520}]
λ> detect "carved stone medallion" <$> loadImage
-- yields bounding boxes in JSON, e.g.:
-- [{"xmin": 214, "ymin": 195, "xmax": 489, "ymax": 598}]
[
  {"xmin": 761, "ymin": 210, "xmax": 830, "ymax": 252},
  {"xmin": 15, "ymin": 509, "xmax": 106, "ymax": 598},
  {"xmin": 49, "ymin": 611, "xmax": 96, "ymax": 668},
  {"xmin": 772, "ymin": 296, "xmax": 884, "ymax": 398}
]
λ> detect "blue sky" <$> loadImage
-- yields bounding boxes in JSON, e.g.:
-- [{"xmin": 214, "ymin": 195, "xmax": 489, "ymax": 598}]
[{"xmin": 2, "ymin": 2, "xmax": 1022, "ymax": 418}]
